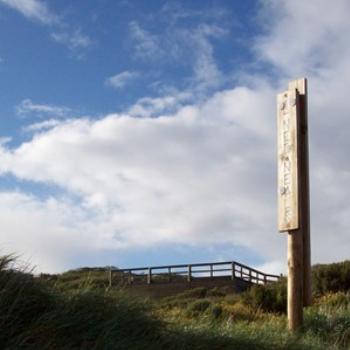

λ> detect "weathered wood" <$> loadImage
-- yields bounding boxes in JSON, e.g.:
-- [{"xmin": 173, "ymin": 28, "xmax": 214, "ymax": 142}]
[
  {"xmin": 277, "ymin": 89, "xmax": 300, "ymax": 231},
  {"xmin": 288, "ymin": 78, "xmax": 312, "ymax": 307},
  {"xmin": 278, "ymin": 78, "xmax": 311, "ymax": 331},
  {"xmin": 108, "ymin": 266, "xmax": 112, "ymax": 288},
  {"xmin": 113, "ymin": 261, "xmax": 280, "ymax": 286},
  {"xmin": 147, "ymin": 268, "xmax": 152, "ymax": 284},
  {"xmin": 288, "ymin": 230, "xmax": 304, "ymax": 330},
  {"xmin": 187, "ymin": 265, "xmax": 192, "ymax": 282}
]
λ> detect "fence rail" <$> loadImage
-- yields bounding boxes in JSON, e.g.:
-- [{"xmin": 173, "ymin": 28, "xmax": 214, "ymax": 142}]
[{"xmin": 108, "ymin": 261, "xmax": 281, "ymax": 286}]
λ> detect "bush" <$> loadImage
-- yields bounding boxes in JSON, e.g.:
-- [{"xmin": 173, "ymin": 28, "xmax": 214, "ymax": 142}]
[
  {"xmin": 242, "ymin": 279, "xmax": 287, "ymax": 314},
  {"xmin": 312, "ymin": 261, "xmax": 350, "ymax": 295}
]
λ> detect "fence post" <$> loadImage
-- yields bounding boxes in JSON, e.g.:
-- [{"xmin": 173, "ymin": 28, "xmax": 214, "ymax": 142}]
[
  {"xmin": 147, "ymin": 268, "xmax": 152, "ymax": 284},
  {"xmin": 210, "ymin": 264, "xmax": 213, "ymax": 279},
  {"xmin": 187, "ymin": 265, "xmax": 192, "ymax": 282},
  {"xmin": 108, "ymin": 266, "xmax": 112, "ymax": 288},
  {"xmin": 168, "ymin": 267, "xmax": 171, "ymax": 282},
  {"xmin": 231, "ymin": 262, "xmax": 235, "ymax": 280}
]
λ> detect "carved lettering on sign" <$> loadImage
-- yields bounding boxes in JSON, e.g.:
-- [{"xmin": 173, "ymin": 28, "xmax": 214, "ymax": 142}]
[{"xmin": 277, "ymin": 89, "xmax": 300, "ymax": 231}]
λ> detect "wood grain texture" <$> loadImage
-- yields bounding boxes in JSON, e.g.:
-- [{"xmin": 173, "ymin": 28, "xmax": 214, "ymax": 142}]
[
  {"xmin": 288, "ymin": 229, "xmax": 304, "ymax": 330},
  {"xmin": 277, "ymin": 78, "xmax": 311, "ymax": 330},
  {"xmin": 277, "ymin": 89, "xmax": 300, "ymax": 232},
  {"xmin": 289, "ymin": 78, "xmax": 312, "ymax": 307}
]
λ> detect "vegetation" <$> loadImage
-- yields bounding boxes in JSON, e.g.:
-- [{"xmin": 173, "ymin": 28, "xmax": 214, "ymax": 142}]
[
  {"xmin": 241, "ymin": 278, "xmax": 287, "ymax": 313},
  {"xmin": 1, "ymin": 255, "xmax": 350, "ymax": 349},
  {"xmin": 312, "ymin": 260, "xmax": 350, "ymax": 295}
]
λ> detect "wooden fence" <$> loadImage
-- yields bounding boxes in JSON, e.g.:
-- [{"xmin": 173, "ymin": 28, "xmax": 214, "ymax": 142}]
[{"xmin": 108, "ymin": 261, "xmax": 281, "ymax": 286}]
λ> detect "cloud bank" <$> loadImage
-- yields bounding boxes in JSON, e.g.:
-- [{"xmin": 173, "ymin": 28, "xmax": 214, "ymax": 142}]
[{"xmin": 1, "ymin": 0, "xmax": 350, "ymax": 273}]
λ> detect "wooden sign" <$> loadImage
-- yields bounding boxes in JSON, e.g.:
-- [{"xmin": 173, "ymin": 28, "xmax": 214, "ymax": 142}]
[
  {"xmin": 277, "ymin": 88, "xmax": 300, "ymax": 232},
  {"xmin": 277, "ymin": 78, "xmax": 311, "ymax": 332}
]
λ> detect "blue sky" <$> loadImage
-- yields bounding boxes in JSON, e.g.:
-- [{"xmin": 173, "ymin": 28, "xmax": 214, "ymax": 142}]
[
  {"xmin": 0, "ymin": 0, "xmax": 258, "ymax": 133},
  {"xmin": 1, "ymin": 0, "xmax": 350, "ymax": 273}
]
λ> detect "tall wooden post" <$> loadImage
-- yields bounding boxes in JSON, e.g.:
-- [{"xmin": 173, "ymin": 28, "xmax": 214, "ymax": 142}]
[
  {"xmin": 277, "ymin": 78, "xmax": 311, "ymax": 331},
  {"xmin": 287, "ymin": 229, "xmax": 304, "ymax": 330},
  {"xmin": 231, "ymin": 262, "xmax": 235, "ymax": 280},
  {"xmin": 108, "ymin": 266, "xmax": 112, "ymax": 288},
  {"xmin": 288, "ymin": 79, "xmax": 312, "ymax": 307},
  {"xmin": 187, "ymin": 265, "xmax": 192, "ymax": 282},
  {"xmin": 147, "ymin": 268, "xmax": 152, "ymax": 284}
]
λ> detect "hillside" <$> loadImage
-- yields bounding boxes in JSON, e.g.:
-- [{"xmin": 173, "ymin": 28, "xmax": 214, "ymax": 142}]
[{"xmin": 1, "ymin": 256, "xmax": 350, "ymax": 349}]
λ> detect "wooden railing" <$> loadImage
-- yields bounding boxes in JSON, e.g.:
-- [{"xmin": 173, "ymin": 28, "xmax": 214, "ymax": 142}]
[{"xmin": 109, "ymin": 261, "xmax": 281, "ymax": 286}]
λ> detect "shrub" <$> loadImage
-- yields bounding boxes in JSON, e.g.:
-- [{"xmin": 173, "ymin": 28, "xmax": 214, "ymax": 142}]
[
  {"xmin": 242, "ymin": 279, "xmax": 287, "ymax": 314},
  {"xmin": 312, "ymin": 261, "xmax": 350, "ymax": 295}
]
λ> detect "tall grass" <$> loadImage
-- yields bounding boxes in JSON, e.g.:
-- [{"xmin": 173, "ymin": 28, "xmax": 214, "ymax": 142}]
[
  {"xmin": 0, "ymin": 256, "xmax": 167, "ymax": 349},
  {"xmin": 1, "ymin": 256, "xmax": 350, "ymax": 349}
]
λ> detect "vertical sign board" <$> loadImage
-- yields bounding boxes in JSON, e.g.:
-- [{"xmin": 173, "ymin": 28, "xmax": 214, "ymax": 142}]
[
  {"xmin": 277, "ymin": 79, "xmax": 310, "ymax": 331},
  {"xmin": 277, "ymin": 89, "xmax": 300, "ymax": 232}
]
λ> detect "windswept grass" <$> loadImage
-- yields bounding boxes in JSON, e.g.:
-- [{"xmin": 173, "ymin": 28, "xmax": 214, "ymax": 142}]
[{"xmin": 1, "ymin": 256, "xmax": 350, "ymax": 349}]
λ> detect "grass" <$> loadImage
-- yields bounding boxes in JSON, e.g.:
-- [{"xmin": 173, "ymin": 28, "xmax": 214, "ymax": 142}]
[{"xmin": 1, "ymin": 256, "xmax": 350, "ymax": 349}]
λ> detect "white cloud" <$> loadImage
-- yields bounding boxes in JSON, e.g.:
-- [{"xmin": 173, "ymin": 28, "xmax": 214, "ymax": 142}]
[
  {"xmin": 159, "ymin": 2, "xmax": 228, "ymax": 25},
  {"xmin": 0, "ymin": 191, "xmax": 122, "ymax": 272},
  {"xmin": 128, "ymin": 20, "xmax": 227, "ymax": 90},
  {"xmin": 0, "ymin": 0, "xmax": 93, "ymax": 57},
  {"xmin": 0, "ymin": 137, "xmax": 12, "ymax": 146},
  {"xmin": 255, "ymin": 0, "xmax": 350, "ymax": 79},
  {"xmin": 16, "ymin": 99, "xmax": 72, "ymax": 118},
  {"xmin": 189, "ymin": 24, "xmax": 227, "ymax": 89},
  {"xmin": 105, "ymin": 71, "xmax": 138, "ymax": 89},
  {"xmin": 0, "ymin": 0, "xmax": 58, "ymax": 25},
  {"xmin": 23, "ymin": 119, "xmax": 63, "ymax": 132},
  {"xmin": 129, "ymin": 21, "xmax": 163, "ymax": 60},
  {"xmin": 51, "ymin": 29, "xmax": 93, "ymax": 52},
  {"xmin": 0, "ymin": 84, "xmax": 284, "ymax": 272},
  {"xmin": 1, "ymin": 0, "xmax": 350, "ymax": 274},
  {"xmin": 128, "ymin": 91, "xmax": 193, "ymax": 118}
]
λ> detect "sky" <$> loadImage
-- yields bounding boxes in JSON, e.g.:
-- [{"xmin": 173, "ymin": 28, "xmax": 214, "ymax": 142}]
[{"xmin": 0, "ymin": 0, "xmax": 350, "ymax": 274}]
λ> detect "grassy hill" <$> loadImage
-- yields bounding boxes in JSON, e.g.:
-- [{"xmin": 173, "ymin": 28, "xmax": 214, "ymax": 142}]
[{"xmin": 1, "ymin": 256, "xmax": 350, "ymax": 349}]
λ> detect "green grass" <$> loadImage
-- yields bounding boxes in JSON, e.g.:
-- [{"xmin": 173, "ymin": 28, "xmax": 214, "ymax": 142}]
[{"xmin": 2, "ymin": 256, "xmax": 350, "ymax": 349}]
